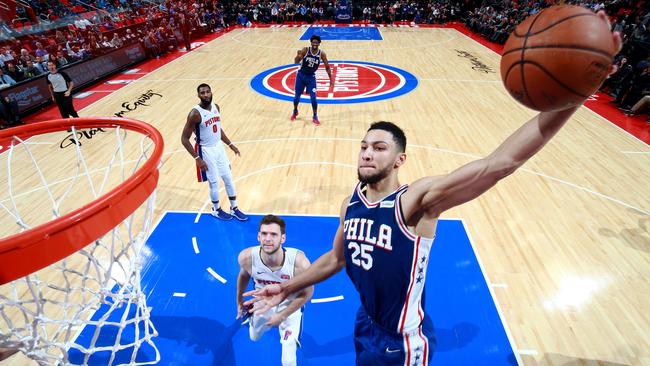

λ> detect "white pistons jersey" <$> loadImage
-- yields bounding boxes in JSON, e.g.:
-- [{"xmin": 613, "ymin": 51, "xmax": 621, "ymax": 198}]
[
  {"xmin": 251, "ymin": 247, "xmax": 299, "ymax": 310},
  {"xmin": 194, "ymin": 103, "xmax": 222, "ymax": 147}
]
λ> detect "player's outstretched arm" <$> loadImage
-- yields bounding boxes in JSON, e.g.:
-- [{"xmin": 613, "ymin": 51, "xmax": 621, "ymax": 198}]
[
  {"xmin": 266, "ymin": 251, "xmax": 314, "ymax": 326},
  {"xmin": 402, "ymin": 15, "xmax": 621, "ymax": 221},
  {"xmin": 403, "ymin": 107, "xmax": 579, "ymax": 219},
  {"xmin": 243, "ymin": 196, "xmax": 349, "ymax": 313}
]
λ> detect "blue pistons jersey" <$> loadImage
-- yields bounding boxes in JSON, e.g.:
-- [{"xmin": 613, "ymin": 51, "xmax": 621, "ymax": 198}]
[
  {"xmin": 343, "ymin": 182, "xmax": 435, "ymax": 334},
  {"xmin": 299, "ymin": 48, "xmax": 321, "ymax": 75}
]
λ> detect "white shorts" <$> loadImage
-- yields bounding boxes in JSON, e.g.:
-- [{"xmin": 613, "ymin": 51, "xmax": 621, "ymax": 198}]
[
  {"xmin": 195, "ymin": 144, "xmax": 231, "ymax": 183},
  {"xmin": 249, "ymin": 306, "xmax": 303, "ymax": 345}
]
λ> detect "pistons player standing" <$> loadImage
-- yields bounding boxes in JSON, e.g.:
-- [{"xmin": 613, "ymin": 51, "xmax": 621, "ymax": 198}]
[
  {"xmin": 291, "ymin": 35, "xmax": 332, "ymax": 126},
  {"xmin": 181, "ymin": 83, "xmax": 248, "ymax": 221}
]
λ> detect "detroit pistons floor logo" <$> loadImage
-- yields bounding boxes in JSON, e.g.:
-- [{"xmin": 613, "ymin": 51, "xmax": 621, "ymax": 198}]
[{"xmin": 250, "ymin": 60, "xmax": 418, "ymax": 104}]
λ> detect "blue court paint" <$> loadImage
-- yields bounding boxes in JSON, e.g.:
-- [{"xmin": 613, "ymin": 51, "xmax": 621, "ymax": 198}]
[
  {"xmin": 299, "ymin": 27, "xmax": 383, "ymax": 41},
  {"xmin": 73, "ymin": 213, "xmax": 516, "ymax": 365}
]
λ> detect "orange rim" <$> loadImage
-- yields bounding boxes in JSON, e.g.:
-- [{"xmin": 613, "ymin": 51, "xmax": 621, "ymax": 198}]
[{"xmin": 0, "ymin": 117, "xmax": 164, "ymax": 284}]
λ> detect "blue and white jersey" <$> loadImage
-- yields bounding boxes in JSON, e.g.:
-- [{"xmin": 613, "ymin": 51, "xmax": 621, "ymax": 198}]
[
  {"xmin": 299, "ymin": 48, "xmax": 321, "ymax": 75},
  {"xmin": 343, "ymin": 182, "xmax": 435, "ymax": 334}
]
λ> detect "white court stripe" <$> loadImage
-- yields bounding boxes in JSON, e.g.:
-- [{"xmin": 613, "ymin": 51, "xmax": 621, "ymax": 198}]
[
  {"xmin": 207, "ymin": 267, "xmax": 227, "ymax": 284},
  {"xmin": 192, "ymin": 237, "xmax": 200, "ymax": 254},
  {"xmin": 311, "ymin": 295, "xmax": 344, "ymax": 303},
  {"xmin": 517, "ymin": 349, "xmax": 539, "ymax": 356},
  {"xmin": 173, "ymin": 292, "xmax": 186, "ymax": 297},
  {"xmin": 196, "ymin": 161, "xmax": 355, "ymax": 222},
  {"xmin": 490, "ymin": 283, "xmax": 508, "ymax": 288},
  {"xmin": 621, "ymin": 151, "xmax": 650, "ymax": 155}
]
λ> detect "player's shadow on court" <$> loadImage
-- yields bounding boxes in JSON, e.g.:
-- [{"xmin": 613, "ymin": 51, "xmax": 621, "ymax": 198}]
[
  {"xmin": 434, "ymin": 322, "xmax": 480, "ymax": 352},
  {"xmin": 300, "ymin": 333, "xmax": 355, "ymax": 358},
  {"xmin": 151, "ymin": 315, "xmax": 238, "ymax": 366}
]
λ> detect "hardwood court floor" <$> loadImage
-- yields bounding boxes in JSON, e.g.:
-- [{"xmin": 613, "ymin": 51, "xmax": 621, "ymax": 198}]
[{"xmin": 1, "ymin": 26, "xmax": 649, "ymax": 365}]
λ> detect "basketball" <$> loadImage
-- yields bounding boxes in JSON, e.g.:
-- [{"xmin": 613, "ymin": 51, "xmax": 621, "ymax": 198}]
[{"xmin": 500, "ymin": 5, "xmax": 617, "ymax": 111}]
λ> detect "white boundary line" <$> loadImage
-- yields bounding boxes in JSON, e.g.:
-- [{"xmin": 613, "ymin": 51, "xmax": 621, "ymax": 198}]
[
  {"xmin": 229, "ymin": 26, "xmax": 459, "ymax": 51},
  {"xmin": 193, "ymin": 160, "xmax": 356, "ymax": 223},
  {"xmin": 206, "ymin": 267, "xmax": 227, "ymax": 284},
  {"xmin": 192, "ymin": 237, "xmax": 200, "ymax": 254},
  {"xmin": 3, "ymin": 136, "xmax": 647, "ymax": 219},
  {"xmin": 190, "ymin": 137, "xmax": 649, "ymax": 217},
  {"xmin": 459, "ymin": 218, "xmax": 524, "ymax": 365},
  {"xmin": 311, "ymin": 295, "xmax": 344, "ymax": 303},
  {"xmin": 172, "ymin": 292, "xmax": 186, "ymax": 297},
  {"xmin": 518, "ymin": 167, "xmax": 649, "ymax": 216},
  {"xmin": 148, "ymin": 211, "xmax": 168, "ymax": 239},
  {"xmin": 620, "ymin": 150, "xmax": 650, "ymax": 155}
]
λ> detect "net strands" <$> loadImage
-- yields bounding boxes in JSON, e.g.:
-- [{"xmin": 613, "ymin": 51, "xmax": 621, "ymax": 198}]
[{"xmin": 0, "ymin": 122, "xmax": 160, "ymax": 365}]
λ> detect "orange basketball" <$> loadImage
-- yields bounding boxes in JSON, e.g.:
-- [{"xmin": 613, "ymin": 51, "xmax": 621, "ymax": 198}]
[{"xmin": 500, "ymin": 5, "xmax": 617, "ymax": 111}]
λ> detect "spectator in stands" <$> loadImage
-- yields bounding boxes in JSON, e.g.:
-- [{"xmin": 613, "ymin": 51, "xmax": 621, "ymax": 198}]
[
  {"xmin": 5, "ymin": 63, "xmax": 24, "ymax": 83},
  {"xmin": 88, "ymin": 35, "xmax": 102, "ymax": 52},
  {"xmin": 100, "ymin": 35, "xmax": 113, "ymax": 49},
  {"xmin": 0, "ymin": 46, "xmax": 13, "ymax": 64},
  {"xmin": 22, "ymin": 60, "xmax": 43, "ymax": 78},
  {"xmin": 81, "ymin": 43, "xmax": 93, "ymax": 59},
  {"xmin": 179, "ymin": 13, "xmax": 192, "ymax": 51},
  {"xmin": 601, "ymin": 57, "xmax": 634, "ymax": 96},
  {"xmin": 619, "ymin": 66, "xmax": 650, "ymax": 110},
  {"xmin": 55, "ymin": 51, "xmax": 69, "ymax": 68},
  {"xmin": 74, "ymin": 16, "xmax": 93, "ymax": 30},
  {"xmin": 34, "ymin": 42, "xmax": 48, "ymax": 58},
  {"xmin": 111, "ymin": 33, "xmax": 124, "ymax": 48},
  {"xmin": 34, "ymin": 56, "xmax": 47, "ymax": 73},
  {"xmin": 18, "ymin": 49, "xmax": 35, "ymax": 67},
  {"xmin": 623, "ymin": 92, "xmax": 650, "ymax": 121},
  {"xmin": 55, "ymin": 30, "xmax": 66, "ymax": 44},
  {"xmin": 67, "ymin": 46, "xmax": 84, "ymax": 62},
  {"xmin": 143, "ymin": 31, "xmax": 160, "ymax": 58},
  {"xmin": 237, "ymin": 12, "xmax": 252, "ymax": 26},
  {"xmin": 0, "ymin": 95, "xmax": 21, "ymax": 128},
  {"xmin": 0, "ymin": 68, "xmax": 16, "ymax": 88},
  {"xmin": 124, "ymin": 29, "xmax": 137, "ymax": 42}
]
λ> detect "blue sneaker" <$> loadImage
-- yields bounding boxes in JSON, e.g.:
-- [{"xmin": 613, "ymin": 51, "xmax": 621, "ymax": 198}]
[
  {"xmin": 231, "ymin": 207, "xmax": 249, "ymax": 221},
  {"xmin": 211, "ymin": 207, "xmax": 232, "ymax": 220}
]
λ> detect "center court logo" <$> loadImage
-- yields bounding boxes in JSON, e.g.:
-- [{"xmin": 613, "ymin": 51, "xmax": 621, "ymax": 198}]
[{"xmin": 250, "ymin": 60, "xmax": 418, "ymax": 104}]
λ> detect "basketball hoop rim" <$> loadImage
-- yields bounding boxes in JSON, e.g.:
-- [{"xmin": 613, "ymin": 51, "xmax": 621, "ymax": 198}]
[{"xmin": 0, "ymin": 117, "xmax": 164, "ymax": 284}]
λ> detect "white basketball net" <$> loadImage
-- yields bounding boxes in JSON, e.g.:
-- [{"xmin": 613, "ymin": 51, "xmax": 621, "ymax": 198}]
[{"xmin": 0, "ymin": 125, "xmax": 160, "ymax": 365}]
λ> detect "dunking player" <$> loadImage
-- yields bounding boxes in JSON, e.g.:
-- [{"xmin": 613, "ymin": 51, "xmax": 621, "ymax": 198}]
[
  {"xmin": 236, "ymin": 215, "xmax": 312, "ymax": 366},
  {"xmin": 181, "ymin": 83, "xmax": 248, "ymax": 221},
  {"xmin": 291, "ymin": 35, "xmax": 332, "ymax": 126},
  {"xmin": 246, "ymin": 13, "xmax": 621, "ymax": 364}
]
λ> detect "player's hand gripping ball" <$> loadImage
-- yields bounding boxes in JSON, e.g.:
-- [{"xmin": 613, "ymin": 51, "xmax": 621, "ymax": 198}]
[{"xmin": 500, "ymin": 5, "xmax": 617, "ymax": 111}]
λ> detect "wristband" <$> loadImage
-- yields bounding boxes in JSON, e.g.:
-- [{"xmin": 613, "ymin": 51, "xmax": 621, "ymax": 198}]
[{"xmin": 194, "ymin": 155, "xmax": 200, "ymax": 160}]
